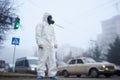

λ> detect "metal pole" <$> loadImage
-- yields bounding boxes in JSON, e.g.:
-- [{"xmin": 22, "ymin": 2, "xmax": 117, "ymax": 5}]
[
  {"xmin": 54, "ymin": 23, "xmax": 64, "ymax": 29},
  {"xmin": 12, "ymin": 45, "xmax": 16, "ymax": 72}
]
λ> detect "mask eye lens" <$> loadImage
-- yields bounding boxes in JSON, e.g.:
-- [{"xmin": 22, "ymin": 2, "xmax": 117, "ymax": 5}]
[{"xmin": 48, "ymin": 16, "xmax": 52, "ymax": 20}]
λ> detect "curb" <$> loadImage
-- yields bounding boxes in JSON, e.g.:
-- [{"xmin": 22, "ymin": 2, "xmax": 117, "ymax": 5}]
[{"xmin": 0, "ymin": 72, "xmax": 37, "ymax": 78}]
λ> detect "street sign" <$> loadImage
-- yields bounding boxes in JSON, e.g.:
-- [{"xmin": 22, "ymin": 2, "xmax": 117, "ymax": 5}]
[
  {"xmin": 11, "ymin": 37, "xmax": 20, "ymax": 45},
  {"xmin": 1, "ymin": 16, "xmax": 14, "ymax": 25}
]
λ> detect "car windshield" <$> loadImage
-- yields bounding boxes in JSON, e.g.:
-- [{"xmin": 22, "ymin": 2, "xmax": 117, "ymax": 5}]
[
  {"xmin": 57, "ymin": 61, "xmax": 67, "ymax": 67},
  {"xmin": 83, "ymin": 58, "xmax": 96, "ymax": 63},
  {"xmin": 28, "ymin": 59, "xmax": 38, "ymax": 65}
]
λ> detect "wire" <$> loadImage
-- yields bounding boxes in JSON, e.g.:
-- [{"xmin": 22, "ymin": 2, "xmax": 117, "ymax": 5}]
[
  {"xmin": 80, "ymin": 0, "xmax": 120, "ymax": 16},
  {"xmin": 27, "ymin": 0, "xmax": 120, "ymax": 16},
  {"xmin": 26, "ymin": 0, "xmax": 120, "ymax": 28},
  {"xmin": 27, "ymin": 0, "xmax": 42, "ymax": 11}
]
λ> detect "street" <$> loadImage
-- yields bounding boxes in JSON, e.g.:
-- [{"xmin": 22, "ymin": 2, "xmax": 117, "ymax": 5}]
[
  {"xmin": 59, "ymin": 76, "xmax": 120, "ymax": 80},
  {"xmin": 0, "ymin": 75, "xmax": 120, "ymax": 80}
]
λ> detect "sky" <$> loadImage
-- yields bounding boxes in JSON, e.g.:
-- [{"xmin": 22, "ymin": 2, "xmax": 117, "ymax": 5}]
[{"xmin": 0, "ymin": 0, "xmax": 119, "ymax": 63}]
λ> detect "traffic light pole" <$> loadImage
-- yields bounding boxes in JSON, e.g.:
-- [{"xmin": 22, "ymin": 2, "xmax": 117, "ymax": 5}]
[{"xmin": 12, "ymin": 45, "xmax": 16, "ymax": 72}]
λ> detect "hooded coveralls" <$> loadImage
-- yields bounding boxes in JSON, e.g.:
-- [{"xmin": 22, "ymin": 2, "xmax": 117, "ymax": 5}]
[{"xmin": 36, "ymin": 13, "xmax": 57, "ymax": 77}]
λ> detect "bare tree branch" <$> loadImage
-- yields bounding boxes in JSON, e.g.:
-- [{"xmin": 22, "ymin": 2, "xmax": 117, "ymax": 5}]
[{"xmin": 0, "ymin": 0, "xmax": 17, "ymax": 47}]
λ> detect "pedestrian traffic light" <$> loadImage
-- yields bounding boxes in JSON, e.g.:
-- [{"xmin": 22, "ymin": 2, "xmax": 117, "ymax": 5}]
[{"xmin": 14, "ymin": 17, "xmax": 20, "ymax": 29}]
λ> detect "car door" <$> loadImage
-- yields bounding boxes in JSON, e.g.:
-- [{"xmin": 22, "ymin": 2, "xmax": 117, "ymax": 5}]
[
  {"xmin": 19, "ymin": 60, "xmax": 25, "ymax": 73},
  {"xmin": 76, "ymin": 59, "xmax": 85, "ymax": 74},
  {"xmin": 67, "ymin": 59, "xmax": 77, "ymax": 74},
  {"xmin": 16, "ymin": 60, "xmax": 24, "ymax": 73}
]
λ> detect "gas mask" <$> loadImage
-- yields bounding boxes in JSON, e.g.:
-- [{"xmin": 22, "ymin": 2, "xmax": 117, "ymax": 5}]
[{"xmin": 47, "ymin": 15, "xmax": 55, "ymax": 25}]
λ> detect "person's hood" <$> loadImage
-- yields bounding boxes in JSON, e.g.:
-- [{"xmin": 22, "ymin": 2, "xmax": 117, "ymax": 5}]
[{"xmin": 42, "ymin": 12, "xmax": 52, "ymax": 23}]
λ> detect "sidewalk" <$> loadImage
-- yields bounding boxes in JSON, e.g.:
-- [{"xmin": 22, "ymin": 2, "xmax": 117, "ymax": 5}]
[
  {"xmin": 0, "ymin": 72, "xmax": 36, "ymax": 78},
  {"xmin": 0, "ymin": 72, "xmax": 50, "ymax": 80}
]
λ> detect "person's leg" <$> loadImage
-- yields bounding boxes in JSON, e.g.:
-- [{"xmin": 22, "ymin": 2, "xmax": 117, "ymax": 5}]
[
  {"xmin": 47, "ymin": 48, "xmax": 58, "ymax": 79},
  {"xmin": 37, "ymin": 49, "xmax": 48, "ymax": 79}
]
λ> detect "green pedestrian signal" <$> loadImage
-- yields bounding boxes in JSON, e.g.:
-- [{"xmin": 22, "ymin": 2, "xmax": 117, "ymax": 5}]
[{"xmin": 14, "ymin": 17, "xmax": 20, "ymax": 29}]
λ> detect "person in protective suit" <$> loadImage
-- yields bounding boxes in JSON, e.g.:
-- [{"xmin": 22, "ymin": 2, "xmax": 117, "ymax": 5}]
[{"xmin": 35, "ymin": 13, "xmax": 58, "ymax": 80}]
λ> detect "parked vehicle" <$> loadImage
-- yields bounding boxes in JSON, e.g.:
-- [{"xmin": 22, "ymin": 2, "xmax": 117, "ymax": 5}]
[
  {"xmin": 57, "ymin": 57, "xmax": 116, "ymax": 78},
  {"xmin": 15, "ymin": 57, "xmax": 38, "ymax": 74},
  {"xmin": 0, "ymin": 60, "xmax": 6, "ymax": 72},
  {"xmin": 115, "ymin": 65, "xmax": 120, "ymax": 76}
]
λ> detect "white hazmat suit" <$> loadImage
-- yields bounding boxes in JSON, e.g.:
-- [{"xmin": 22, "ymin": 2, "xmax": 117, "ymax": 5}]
[{"xmin": 36, "ymin": 13, "xmax": 57, "ymax": 77}]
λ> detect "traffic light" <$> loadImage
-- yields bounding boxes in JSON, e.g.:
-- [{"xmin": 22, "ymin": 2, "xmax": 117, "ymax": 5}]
[{"xmin": 14, "ymin": 17, "xmax": 20, "ymax": 29}]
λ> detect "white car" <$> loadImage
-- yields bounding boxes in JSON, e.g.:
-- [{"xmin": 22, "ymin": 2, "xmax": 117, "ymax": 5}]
[{"xmin": 57, "ymin": 57, "xmax": 116, "ymax": 78}]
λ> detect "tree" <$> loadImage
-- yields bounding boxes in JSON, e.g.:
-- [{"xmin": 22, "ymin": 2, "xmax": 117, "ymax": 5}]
[
  {"xmin": 91, "ymin": 44, "xmax": 101, "ymax": 61},
  {"xmin": 88, "ymin": 40, "xmax": 102, "ymax": 61},
  {"xmin": 106, "ymin": 37, "xmax": 120, "ymax": 65},
  {"xmin": 0, "ymin": 0, "xmax": 16, "ymax": 46},
  {"xmin": 92, "ymin": 44, "xmax": 101, "ymax": 61}
]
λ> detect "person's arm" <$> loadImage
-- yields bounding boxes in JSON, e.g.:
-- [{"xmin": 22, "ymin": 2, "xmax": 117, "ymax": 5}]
[
  {"xmin": 35, "ymin": 24, "xmax": 44, "ymax": 49},
  {"xmin": 53, "ymin": 28, "xmax": 58, "ymax": 48}
]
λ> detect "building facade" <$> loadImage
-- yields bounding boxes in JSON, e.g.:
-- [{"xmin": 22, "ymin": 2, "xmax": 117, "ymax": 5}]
[{"xmin": 97, "ymin": 15, "xmax": 120, "ymax": 57}]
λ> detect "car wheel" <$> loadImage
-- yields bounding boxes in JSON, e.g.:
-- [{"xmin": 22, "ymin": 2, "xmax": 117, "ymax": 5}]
[
  {"xmin": 118, "ymin": 74, "xmax": 120, "ymax": 76},
  {"xmin": 104, "ymin": 74, "xmax": 111, "ymax": 78},
  {"xmin": 76, "ymin": 74, "xmax": 81, "ymax": 77},
  {"xmin": 89, "ymin": 69, "xmax": 99, "ymax": 78},
  {"xmin": 62, "ymin": 70, "xmax": 69, "ymax": 77}
]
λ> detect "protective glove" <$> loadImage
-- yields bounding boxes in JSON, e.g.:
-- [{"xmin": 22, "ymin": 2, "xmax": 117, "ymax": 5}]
[
  {"xmin": 39, "ymin": 44, "xmax": 44, "ymax": 49},
  {"xmin": 54, "ymin": 44, "xmax": 58, "ymax": 48}
]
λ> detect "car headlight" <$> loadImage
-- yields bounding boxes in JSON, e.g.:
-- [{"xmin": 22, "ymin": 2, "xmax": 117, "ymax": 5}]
[
  {"xmin": 102, "ymin": 65, "xmax": 109, "ymax": 71},
  {"xmin": 31, "ymin": 67, "xmax": 35, "ymax": 71},
  {"xmin": 114, "ymin": 65, "xmax": 117, "ymax": 70},
  {"xmin": 100, "ymin": 65, "xmax": 105, "ymax": 70},
  {"xmin": 105, "ymin": 67, "xmax": 109, "ymax": 71},
  {"xmin": 102, "ymin": 65, "xmax": 106, "ymax": 68},
  {"xmin": 101, "ymin": 65, "xmax": 109, "ymax": 70}
]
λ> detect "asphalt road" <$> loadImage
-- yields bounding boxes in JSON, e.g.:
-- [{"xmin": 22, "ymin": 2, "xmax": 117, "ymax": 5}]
[
  {"xmin": 59, "ymin": 76, "xmax": 120, "ymax": 80},
  {"xmin": 0, "ymin": 76, "xmax": 120, "ymax": 80},
  {"xmin": 0, "ymin": 73, "xmax": 120, "ymax": 80}
]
